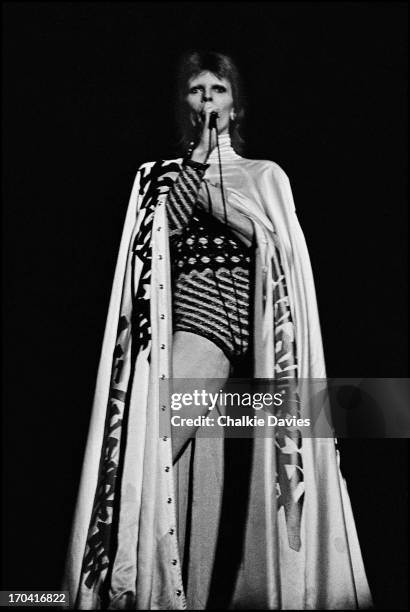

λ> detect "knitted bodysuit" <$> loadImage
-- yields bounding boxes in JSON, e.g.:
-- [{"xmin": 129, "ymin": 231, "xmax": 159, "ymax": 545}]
[{"xmin": 166, "ymin": 154, "xmax": 252, "ymax": 362}]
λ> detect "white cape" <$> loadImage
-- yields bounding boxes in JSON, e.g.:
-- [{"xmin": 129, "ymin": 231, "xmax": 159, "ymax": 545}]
[{"xmin": 63, "ymin": 152, "xmax": 373, "ymax": 610}]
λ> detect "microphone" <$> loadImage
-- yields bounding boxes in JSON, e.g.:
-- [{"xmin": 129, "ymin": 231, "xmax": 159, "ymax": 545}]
[{"xmin": 208, "ymin": 111, "xmax": 218, "ymax": 130}]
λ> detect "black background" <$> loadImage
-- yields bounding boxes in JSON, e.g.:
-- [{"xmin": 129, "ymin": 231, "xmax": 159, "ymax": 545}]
[{"xmin": 2, "ymin": 2, "xmax": 408, "ymax": 609}]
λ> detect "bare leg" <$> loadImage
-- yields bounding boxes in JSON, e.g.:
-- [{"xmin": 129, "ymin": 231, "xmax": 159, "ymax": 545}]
[{"xmin": 171, "ymin": 331, "xmax": 230, "ymax": 463}]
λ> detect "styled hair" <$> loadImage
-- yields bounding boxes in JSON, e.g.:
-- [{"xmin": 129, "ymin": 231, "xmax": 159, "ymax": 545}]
[{"xmin": 174, "ymin": 49, "xmax": 246, "ymax": 155}]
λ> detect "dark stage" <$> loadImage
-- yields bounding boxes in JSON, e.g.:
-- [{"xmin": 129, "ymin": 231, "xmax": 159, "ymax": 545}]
[{"xmin": 2, "ymin": 2, "xmax": 408, "ymax": 609}]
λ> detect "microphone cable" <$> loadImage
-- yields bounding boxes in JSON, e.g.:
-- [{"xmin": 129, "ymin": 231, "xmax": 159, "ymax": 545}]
[{"xmin": 202, "ymin": 120, "xmax": 245, "ymax": 363}]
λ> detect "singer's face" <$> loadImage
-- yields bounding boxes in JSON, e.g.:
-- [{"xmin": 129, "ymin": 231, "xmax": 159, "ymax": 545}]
[{"xmin": 186, "ymin": 71, "xmax": 234, "ymax": 134}]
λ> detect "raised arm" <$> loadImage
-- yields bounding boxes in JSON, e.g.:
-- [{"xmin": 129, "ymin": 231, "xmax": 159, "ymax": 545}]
[{"xmin": 166, "ymin": 159, "xmax": 209, "ymax": 239}]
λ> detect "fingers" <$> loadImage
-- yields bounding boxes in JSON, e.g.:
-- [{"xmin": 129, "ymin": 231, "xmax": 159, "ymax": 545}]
[
  {"xmin": 200, "ymin": 104, "xmax": 219, "ymax": 129},
  {"xmin": 194, "ymin": 105, "xmax": 219, "ymax": 152}
]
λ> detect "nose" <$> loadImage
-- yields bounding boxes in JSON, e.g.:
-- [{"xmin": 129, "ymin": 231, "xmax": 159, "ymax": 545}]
[{"xmin": 202, "ymin": 93, "xmax": 212, "ymax": 102}]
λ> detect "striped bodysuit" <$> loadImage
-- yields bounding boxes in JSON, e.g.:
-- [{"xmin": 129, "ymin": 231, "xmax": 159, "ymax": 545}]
[{"xmin": 166, "ymin": 158, "xmax": 252, "ymax": 362}]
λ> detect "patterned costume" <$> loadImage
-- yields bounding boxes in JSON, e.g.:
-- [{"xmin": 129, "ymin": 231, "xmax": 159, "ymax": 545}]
[{"xmin": 166, "ymin": 159, "xmax": 252, "ymax": 361}]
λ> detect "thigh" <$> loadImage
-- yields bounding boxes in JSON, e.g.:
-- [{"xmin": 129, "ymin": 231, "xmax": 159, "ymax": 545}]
[
  {"xmin": 171, "ymin": 332, "xmax": 230, "ymax": 458},
  {"xmin": 172, "ymin": 331, "xmax": 230, "ymax": 380}
]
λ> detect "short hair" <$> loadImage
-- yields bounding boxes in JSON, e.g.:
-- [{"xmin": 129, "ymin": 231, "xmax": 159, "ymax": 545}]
[{"xmin": 174, "ymin": 49, "xmax": 246, "ymax": 155}]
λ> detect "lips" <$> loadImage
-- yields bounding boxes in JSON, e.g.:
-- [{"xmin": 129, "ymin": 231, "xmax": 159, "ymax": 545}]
[{"xmin": 199, "ymin": 110, "xmax": 219, "ymax": 121}]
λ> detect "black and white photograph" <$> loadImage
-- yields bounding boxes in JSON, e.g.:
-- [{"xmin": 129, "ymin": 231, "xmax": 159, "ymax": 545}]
[{"xmin": 2, "ymin": 2, "xmax": 408, "ymax": 610}]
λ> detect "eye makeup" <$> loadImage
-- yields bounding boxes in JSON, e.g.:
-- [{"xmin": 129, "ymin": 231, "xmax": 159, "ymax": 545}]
[{"xmin": 188, "ymin": 84, "xmax": 228, "ymax": 94}]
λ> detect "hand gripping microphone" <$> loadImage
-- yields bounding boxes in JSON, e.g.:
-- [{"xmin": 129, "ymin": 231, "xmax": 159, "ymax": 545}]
[{"xmin": 208, "ymin": 111, "xmax": 218, "ymax": 130}]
